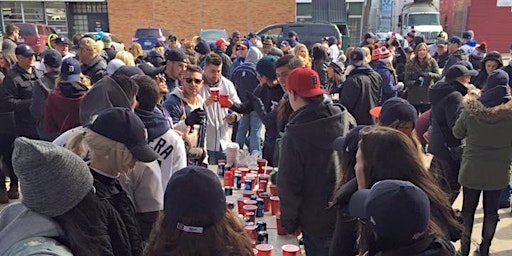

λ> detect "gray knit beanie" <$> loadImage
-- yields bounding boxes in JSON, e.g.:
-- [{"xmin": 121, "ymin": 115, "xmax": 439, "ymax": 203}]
[{"xmin": 12, "ymin": 137, "xmax": 93, "ymax": 217}]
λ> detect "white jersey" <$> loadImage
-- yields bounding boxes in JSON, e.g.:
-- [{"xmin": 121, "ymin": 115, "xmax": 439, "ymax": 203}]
[
  {"xmin": 120, "ymin": 161, "xmax": 163, "ymax": 213},
  {"xmin": 148, "ymin": 129, "xmax": 187, "ymax": 190}
]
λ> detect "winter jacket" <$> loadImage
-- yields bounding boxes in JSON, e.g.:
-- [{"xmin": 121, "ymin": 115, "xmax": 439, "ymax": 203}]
[
  {"xmin": 79, "ymin": 76, "xmax": 132, "ymax": 125},
  {"xmin": 163, "ymin": 88, "xmax": 205, "ymax": 133},
  {"xmin": 375, "ymin": 235, "xmax": 457, "ymax": 256},
  {"xmin": 434, "ymin": 52, "xmax": 450, "ymax": 69},
  {"xmin": 442, "ymin": 49, "xmax": 467, "ymax": 77},
  {"xmin": 453, "ymin": 98, "xmax": 512, "ymax": 190},
  {"xmin": 340, "ymin": 65, "xmax": 382, "ymax": 125},
  {"xmin": 374, "ymin": 61, "xmax": 398, "ymax": 104},
  {"xmin": 44, "ymin": 81, "xmax": 88, "ymax": 136},
  {"xmin": 329, "ymin": 178, "xmax": 359, "ymax": 256},
  {"xmin": 0, "ymin": 202, "xmax": 73, "ymax": 256},
  {"xmin": 91, "ymin": 169, "xmax": 143, "ymax": 256},
  {"xmin": 199, "ymin": 76, "xmax": 241, "ymax": 152},
  {"xmin": 471, "ymin": 53, "xmax": 504, "ymax": 89},
  {"xmin": 277, "ymin": 98, "xmax": 355, "ymax": 238},
  {"xmin": 81, "ymin": 55, "xmax": 107, "ymax": 84},
  {"xmin": 427, "ymin": 80, "xmax": 466, "ymax": 159},
  {"xmin": 404, "ymin": 58, "xmax": 441, "ymax": 106},
  {"xmin": 214, "ymin": 49, "xmax": 233, "ymax": 78},
  {"xmin": 230, "ymin": 62, "xmax": 259, "ymax": 103},
  {"xmin": 30, "ymin": 70, "xmax": 59, "ymax": 141},
  {"xmin": 104, "ymin": 48, "xmax": 118, "ymax": 63},
  {"xmin": 502, "ymin": 64, "xmax": 512, "ymax": 83},
  {"xmin": 0, "ymin": 64, "xmax": 43, "ymax": 138},
  {"xmin": 313, "ymin": 59, "xmax": 329, "ymax": 90},
  {"xmin": 135, "ymin": 107, "xmax": 187, "ymax": 189}
]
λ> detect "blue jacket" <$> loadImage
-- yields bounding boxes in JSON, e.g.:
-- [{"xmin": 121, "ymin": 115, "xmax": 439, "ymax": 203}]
[{"xmin": 374, "ymin": 61, "xmax": 398, "ymax": 105}]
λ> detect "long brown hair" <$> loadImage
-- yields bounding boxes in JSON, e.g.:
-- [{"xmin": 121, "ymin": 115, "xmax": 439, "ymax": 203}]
[
  {"xmin": 144, "ymin": 210, "xmax": 253, "ymax": 256},
  {"xmin": 0, "ymin": 50, "xmax": 17, "ymax": 75},
  {"xmin": 356, "ymin": 126, "xmax": 461, "ymax": 253},
  {"xmin": 412, "ymin": 42, "xmax": 434, "ymax": 68}
]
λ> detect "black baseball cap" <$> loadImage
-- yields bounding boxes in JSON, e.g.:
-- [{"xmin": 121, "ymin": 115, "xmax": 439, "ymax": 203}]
[
  {"xmin": 53, "ymin": 36, "xmax": 72, "ymax": 45},
  {"xmin": 164, "ymin": 166, "xmax": 227, "ymax": 233},
  {"xmin": 445, "ymin": 64, "xmax": 478, "ymax": 81},
  {"xmin": 15, "ymin": 44, "xmax": 36, "ymax": 57},
  {"xmin": 90, "ymin": 108, "xmax": 158, "ymax": 162},
  {"xmin": 43, "ymin": 49, "xmax": 62, "ymax": 68},
  {"xmin": 370, "ymin": 97, "xmax": 418, "ymax": 126},
  {"xmin": 333, "ymin": 125, "xmax": 368, "ymax": 154},
  {"xmin": 165, "ymin": 49, "xmax": 189, "ymax": 63},
  {"xmin": 349, "ymin": 47, "xmax": 365, "ymax": 66}
]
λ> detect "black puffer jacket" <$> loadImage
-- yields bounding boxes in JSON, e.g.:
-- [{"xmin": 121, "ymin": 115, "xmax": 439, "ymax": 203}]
[
  {"xmin": 81, "ymin": 55, "xmax": 107, "ymax": 84},
  {"xmin": 91, "ymin": 170, "xmax": 143, "ymax": 256},
  {"xmin": 340, "ymin": 65, "xmax": 382, "ymax": 125},
  {"xmin": 442, "ymin": 49, "xmax": 467, "ymax": 77},
  {"xmin": 427, "ymin": 80, "xmax": 467, "ymax": 159},
  {"xmin": 0, "ymin": 64, "xmax": 43, "ymax": 138},
  {"xmin": 277, "ymin": 98, "xmax": 355, "ymax": 238}
]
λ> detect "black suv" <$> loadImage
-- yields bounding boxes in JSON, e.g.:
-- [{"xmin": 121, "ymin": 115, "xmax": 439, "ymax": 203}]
[{"xmin": 256, "ymin": 22, "xmax": 349, "ymax": 49}]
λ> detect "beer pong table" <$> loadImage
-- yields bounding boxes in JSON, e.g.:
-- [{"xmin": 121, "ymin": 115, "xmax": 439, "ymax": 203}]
[{"xmin": 208, "ymin": 165, "xmax": 301, "ymax": 255}]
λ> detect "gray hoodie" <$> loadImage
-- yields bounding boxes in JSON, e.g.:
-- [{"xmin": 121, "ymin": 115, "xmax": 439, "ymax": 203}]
[{"xmin": 0, "ymin": 202, "xmax": 73, "ymax": 255}]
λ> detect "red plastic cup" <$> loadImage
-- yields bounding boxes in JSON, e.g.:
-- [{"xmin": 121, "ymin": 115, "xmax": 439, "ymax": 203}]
[
  {"xmin": 269, "ymin": 185, "xmax": 278, "ymax": 196},
  {"xmin": 242, "ymin": 190, "xmax": 255, "ymax": 198},
  {"xmin": 223, "ymin": 170, "xmax": 234, "ymax": 187},
  {"xmin": 239, "ymin": 167, "xmax": 250, "ymax": 179},
  {"xmin": 262, "ymin": 166, "xmax": 273, "ymax": 175},
  {"xmin": 258, "ymin": 174, "xmax": 270, "ymax": 191},
  {"xmin": 257, "ymin": 158, "xmax": 268, "ymax": 173},
  {"xmin": 256, "ymin": 244, "xmax": 273, "ymax": 256},
  {"xmin": 245, "ymin": 225, "xmax": 258, "ymax": 241},
  {"xmin": 270, "ymin": 196, "xmax": 280, "ymax": 215},
  {"xmin": 209, "ymin": 87, "xmax": 220, "ymax": 100},
  {"xmin": 244, "ymin": 210, "xmax": 256, "ymax": 222},
  {"xmin": 276, "ymin": 214, "xmax": 286, "ymax": 235},
  {"xmin": 237, "ymin": 197, "xmax": 246, "ymax": 214},
  {"xmin": 260, "ymin": 193, "xmax": 271, "ymax": 212},
  {"xmin": 282, "ymin": 244, "xmax": 300, "ymax": 256},
  {"xmin": 219, "ymin": 94, "xmax": 229, "ymax": 108}
]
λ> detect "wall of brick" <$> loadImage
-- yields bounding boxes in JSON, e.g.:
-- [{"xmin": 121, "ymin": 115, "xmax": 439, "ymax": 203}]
[{"xmin": 107, "ymin": 0, "xmax": 296, "ymax": 47}]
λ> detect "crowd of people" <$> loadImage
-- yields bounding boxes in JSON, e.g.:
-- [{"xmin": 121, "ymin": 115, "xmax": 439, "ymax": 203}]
[{"xmin": 0, "ymin": 22, "xmax": 511, "ymax": 256}]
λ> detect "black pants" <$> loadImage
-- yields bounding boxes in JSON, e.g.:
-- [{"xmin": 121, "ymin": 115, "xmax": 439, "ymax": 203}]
[
  {"xmin": 430, "ymin": 155, "xmax": 461, "ymax": 204},
  {"xmin": 0, "ymin": 133, "xmax": 17, "ymax": 190}
]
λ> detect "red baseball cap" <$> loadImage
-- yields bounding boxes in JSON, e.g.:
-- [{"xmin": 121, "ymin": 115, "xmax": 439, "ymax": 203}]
[
  {"xmin": 286, "ymin": 68, "xmax": 327, "ymax": 98},
  {"xmin": 215, "ymin": 38, "xmax": 230, "ymax": 47}
]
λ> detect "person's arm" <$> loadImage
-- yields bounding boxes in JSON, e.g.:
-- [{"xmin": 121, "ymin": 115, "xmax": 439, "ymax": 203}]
[
  {"xmin": 30, "ymin": 82, "xmax": 46, "ymax": 122},
  {"xmin": 43, "ymin": 95, "xmax": 59, "ymax": 134},
  {"xmin": 403, "ymin": 63, "xmax": 418, "ymax": 88},
  {"xmin": 339, "ymin": 78, "xmax": 361, "ymax": 112},
  {"xmin": 452, "ymin": 109, "xmax": 467, "ymax": 140},
  {"xmin": 381, "ymin": 70, "xmax": 397, "ymax": 98},
  {"xmin": 163, "ymin": 96, "xmax": 187, "ymax": 132},
  {"xmin": 170, "ymin": 130, "xmax": 187, "ymax": 176},
  {"xmin": 277, "ymin": 135, "xmax": 303, "ymax": 234}
]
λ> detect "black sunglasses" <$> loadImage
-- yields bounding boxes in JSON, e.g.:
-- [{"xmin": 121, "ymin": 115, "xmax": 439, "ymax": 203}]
[{"xmin": 185, "ymin": 78, "xmax": 202, "ymax": 84}]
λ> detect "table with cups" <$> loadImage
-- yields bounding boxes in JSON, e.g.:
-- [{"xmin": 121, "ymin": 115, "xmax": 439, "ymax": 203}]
[{"xmin": 208, "ymin": 159, "xmax": 301, "ymax": 256}]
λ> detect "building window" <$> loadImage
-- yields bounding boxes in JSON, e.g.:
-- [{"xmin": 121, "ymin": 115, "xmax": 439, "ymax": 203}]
[
  {"xmin": 72, "ymin": 3, "xmax": 107, "ymax": 14},
  {"xmin": 46, "ymin": 2, "xmax": 67, "ymax": 35},
  {"xmin": 348, "ymin": 17, "xmax": 362, "ymax": 47}
]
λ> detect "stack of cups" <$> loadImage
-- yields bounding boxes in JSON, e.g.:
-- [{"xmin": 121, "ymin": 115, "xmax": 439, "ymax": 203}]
[{"xmin": 226, "ymin": 142, "xmax": 239, "ymax": 167}]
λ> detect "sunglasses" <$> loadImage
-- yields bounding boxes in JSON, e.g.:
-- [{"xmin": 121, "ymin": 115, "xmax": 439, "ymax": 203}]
[{"xmin": 185, "ymin": 78, "xmax": 202, "ymax": 84}]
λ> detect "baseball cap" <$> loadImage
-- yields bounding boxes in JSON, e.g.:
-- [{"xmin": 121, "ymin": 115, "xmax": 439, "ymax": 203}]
[
  {"xmin": 286, "ymin": 68, "xmax": 327, "ymax": 98},
  {"xmin": 247, "ymin": 32, "xmax": 257, "ymax": 39},
  {"xmin": 238, "ymin": 39, "xmax": 252, "ymax": 49},
  {"xmin": 15, "ymin": 44, "xmax": 36, "ymax": 57},
  {"xmin": 43, "ymin": 49, "xmax": 62, "ymax": 68},
  {"xmin": 164, "ymin": 166, "xmax": 226, "ymax": 233},
  {"xmin": 165, "ymin": 49, "xmax": 189, "ymax": 63},
  {"xmin": 60, "ymin": 58, "xmax": 81, "ymax": 82},
  {"xmin": 168, "ymin": 34, "xmax": 177, "ymax": 41},
  {"xmin": 52, "ymin": 36, "xmax": 72, "ymax": 45},
  {"xmin": 349, "ymin": 179, "xmax": 430, "ymax": 246},
  {"xmin": 349, "ymin": 47, "xmax": 365, "ymax": 66},
  {"xmin": 215, "ymin": 38, "xmax": 230, "ymax": 48},
  {"xmin": 370, "ymin": 97, "xmax": 417, "ymax": 126},
  {"xmin": 332, "ymin": 125, "xmax": 368, "ymax": 154},
  {"xmin": 90, "ymin": 107, "xmax": 159, "ymax": 162},
  {"xmin": 288, "ymin": 30, "xmax": 298, "ymax": 37},
  {"xmin": 106, "ymin": 59, "xmax": 126, "ymax": 76},
  {"xmin": 445, "ymin": 64, "xmax": 478, "ymax": 81},
  {"xmin": 448, "ymin": 36, "xmax": 463, "ymax": 45},
  {"xmin": 364, "ymin": 32, "xmax": 375, "ymax": 40},
  {"xmin": 280, "ymin": 40, "xmax": 290, "ymax": 47}
]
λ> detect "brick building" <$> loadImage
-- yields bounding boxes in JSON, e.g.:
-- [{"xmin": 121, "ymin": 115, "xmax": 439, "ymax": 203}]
[
  {"xmin": 108, "ymin": 0, "xmax": 296, "ymax": 46},
  {"xmin": 440, "ymin": 0, "xmax": 512, "ymax": 53}
]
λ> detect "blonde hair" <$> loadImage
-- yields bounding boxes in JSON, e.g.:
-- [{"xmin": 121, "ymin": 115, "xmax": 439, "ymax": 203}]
[
  {"xmin": 67, "ymin": 129, "xmax": 135, "ymax": 174},
  {"xmin": 79, "ymin": 38, "xmax": 101, "ymax": 55},
  {"xmin": 361, "ymin": 47, "xmax": 371, "ymax": 64},
  {"xmin": 129, "ymin": 43, "xmax": 144, "ymax": 58},
  {"xmin": 294, "ymin": 43, "xmax": 312, "ymax": 68},
  {"xmin": 153, "ymin": 46, "xmax": 165, "ymax": 56},
  {"xmin": 116, "ymin": 51, "xmax": 135, "ymax": 66},
  {"xmin": 80, "ymin": 74, "xmax": 92, "ymax": 88}
]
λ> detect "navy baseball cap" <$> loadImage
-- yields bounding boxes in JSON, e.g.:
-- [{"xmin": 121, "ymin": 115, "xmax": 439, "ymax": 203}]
[
  {"xmin": 370, "ymin": 97, "xmax": 418, "ymax": 126},
  {"xmin": 164, "ymin": 166, "xmax": 226, "ymax": 233},
  {"xmin": 349, "ymin": 47, "xmax": 365, "ymax": 66},
  {"xmin": 15, "ymin": 44, "xmax": 36, "ymax": 57},
  {"xmin": 61, "ymin": 58, "xmax": 81, "ymax": 82},
  {"xmin": 53, "ymin": 36, "xmax": 71, "ymax": 45},
  {"xmin": 333, "ymin": 125, "xmax": 368, "ymax": 154},
  {"xmin": 448, "ymin": 36, "xmax": 463, "ymax": 45},
  {"xmin": 165, "ymin": 49, "xmax": 189, "ymax": 63},
  {"xmin": 280, "ymin": 40, "xmax": 290, "ymax": 47},
  {"xmin": 90, "ymin": 108, "xmax": 158, "ymax": 163},
  {"xmin": 349, "ymin": 180, "xmax": 430, "ymax": 246},
  {"xmin": 43, "ymin": 49, "xmax": 62, "ymax": 68}
]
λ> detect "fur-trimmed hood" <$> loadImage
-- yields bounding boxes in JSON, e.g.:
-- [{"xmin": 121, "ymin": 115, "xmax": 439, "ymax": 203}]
[{"xmin": 463, "ymin": 96, "xmax": 512, "ymax": 123}]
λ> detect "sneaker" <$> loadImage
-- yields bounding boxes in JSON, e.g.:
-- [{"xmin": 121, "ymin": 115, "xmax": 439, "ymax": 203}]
[
  {"xmin": 0, "ymin": 189, "xmax": 8, "ymax": 204},
  {"xmin": 7, "ymin": 185, "xmax": 19, "ymax": 199}
]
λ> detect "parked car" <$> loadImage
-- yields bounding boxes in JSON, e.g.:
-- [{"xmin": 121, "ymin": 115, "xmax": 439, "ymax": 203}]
[
  {"xmin": 83, "ymin": 32, "xmax": 125, "ymax": 51},
  {"xmin": 256, "ymin": 22, "xmax": 348, "ymax": 50},
  {"xmin": 132, "ymin": 27, "xmax": 170, "ymax": 51},
  {"xmin": 199, "ymin": 29, "xmax": 228, "ymax": 44},
  {"xmin": 15, "ymin": 23, "xmax": 56, "ymax": 54},
  {"xmin": 375, "ymin": 32, "xmax": 406, "ymax": 48}
]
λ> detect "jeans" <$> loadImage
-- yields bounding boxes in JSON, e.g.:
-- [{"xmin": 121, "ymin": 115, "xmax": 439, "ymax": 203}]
[
  {"xmin": 207, "ymin": 150, "xmax": 227, "ymax": 165},
  {"xmin": 235, "ymin": 111, "xmax": 262, "ymax": 155},
  {"xmin": 302, "ymin": 232, "xmax": 332, "ymax": 256}
]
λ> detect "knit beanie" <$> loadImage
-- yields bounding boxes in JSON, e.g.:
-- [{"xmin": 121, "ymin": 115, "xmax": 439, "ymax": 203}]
[
  {"xmin": 194, "ymin": 40, "xmax": 210, "ymax": 55},
  {"xmin": 482, "ymin": 51, "xmax": 503, "ymax": 68},
  {"xmin": 256, "ymin": 55, "xmax": 277, "ymax": 80},
  {"xmin": 371, "ymin": 47, "xmax": 382, "ymax": 62},
  {"xmin": 12, "ymin": 137, "xmax": 93, "ymax": 217},
  {"xmin": 479, "ymin": 69, "xmax": 511, "ymax": 107},
  {"xmin": 377, "ymin": 47, "xmax": 393, "ymax": 63},
  {"xmin": 329, "ymin": 60, "xmax": 345, "ymax": 75},
  {"xmin": 470, "ymin": 42, "xmax": 487, "ymax": 61},
  {"xmin": 101, "ymin": 35, "xmax": 112, "ymax": 48}
]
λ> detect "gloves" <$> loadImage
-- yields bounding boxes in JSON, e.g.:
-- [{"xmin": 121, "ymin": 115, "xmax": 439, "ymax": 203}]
[
  {"xmin": 185, "ymin": 108, "xmax": 206, "ymax": 126},
  {"xmin": 396, "ymin": 82, "xmax": 405, "ymax": 92}
]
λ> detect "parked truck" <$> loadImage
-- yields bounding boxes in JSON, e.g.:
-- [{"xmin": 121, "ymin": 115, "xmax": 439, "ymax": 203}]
[{"xmin": 398, "ymin": 0, "xmax": 442, "ymax": 44}]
